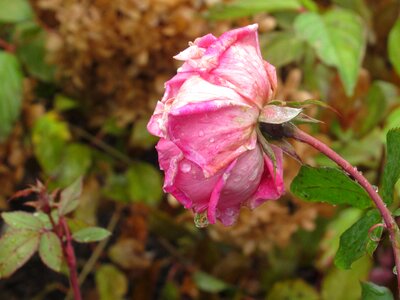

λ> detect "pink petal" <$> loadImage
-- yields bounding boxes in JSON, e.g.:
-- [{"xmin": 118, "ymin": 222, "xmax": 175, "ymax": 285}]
[
  {"xmin": 215, "ymin": 145, "xmax": 265, "ymax": 226},
  {"xmin": 205, "ymin": 25, "xmax": 272, "ymax": 108},
  {"xmin": 173, "ymin": 34, "xmax": 217, "ymax": 61},
  {"xmin": 166, "ymin": 77, "xmax": 258, "ymax": 177},
  {"xmin": 156, "ymin": 139, "xmax": 221, "ymax": 211},
  {"xmin": 247, "ymin": 145, "xmax": 285, "ymax": 209},
  {"xmin": 147, "ymin": 72, "xmax": 193, "ymax": 137}
]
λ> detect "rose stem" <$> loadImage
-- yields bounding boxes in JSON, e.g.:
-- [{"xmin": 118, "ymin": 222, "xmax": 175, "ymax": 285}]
[
  {"xmin": 60, "ymin": 217, "xmax": 82, "ymax": 300},
  {"xmin": 290, "ymin": 126, "xmax": 400, "ymax": 296}
]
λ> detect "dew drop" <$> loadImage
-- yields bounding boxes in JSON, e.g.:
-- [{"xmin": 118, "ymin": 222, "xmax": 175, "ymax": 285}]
[
  {"xmin": 394, "ymin": 266, "xmax": 398, "ymax": 275},
  {"xmin": 225, "ymin": 208, "xmax": 235, "ymax": 216},
  {"xmin": 194, "ymin": 211, "xmax": 209, "ymax": 228},
  {"xmin": 209, "ymin": 137, "xmax": 215, "ymax": 143},
  {"xmin": 180, "ymin": 163, "xmax": 191, "ymax": 173},
  {"xmin": 198, "ymin": 131, "xmax": 204, "ymax": 137},
  {"xmin": 372, "ymin": 185, "xmax": 379, "ymax": 192}
]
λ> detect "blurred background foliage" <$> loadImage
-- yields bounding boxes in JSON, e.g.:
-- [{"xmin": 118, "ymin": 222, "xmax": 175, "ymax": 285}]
[{"xmin": 0, "ymin": 0, "xmax": 399, "ymax": 299}]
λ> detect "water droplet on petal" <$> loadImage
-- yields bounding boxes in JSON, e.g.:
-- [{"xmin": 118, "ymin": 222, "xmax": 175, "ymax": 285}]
[
  {"xmin": 209, "ymin": 137, "xmax": 215, "ymax": 143},
  {"xmin": 198, "ymin": 131, "xmax": 204, "ymax": 137},
  {"xmin": 194, "ymin": 211, "xmax": 209, "ymax": 228},
  {"xmin": 394, "ymin": 266, "xmax": 398, "ymax": 275},
  {"xmin": 372, "ymin": 185, "xmax": 379, "ymax": 192},
  {"xmin": 180, "ymin": 163, "xmax": 191, "ymax": 173},
  {"xmin": 225, "ymin": 208, "xmax": 235, "ymax": 216}
]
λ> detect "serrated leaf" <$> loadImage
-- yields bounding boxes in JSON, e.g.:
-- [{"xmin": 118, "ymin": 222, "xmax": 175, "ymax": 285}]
[
  {"xmin": 207, "ymin": 0, "xmax": 302, "ymax": 20},
  {"xmin": 2, "ymin": 211, "xmax": 44, "ymax": 230},
  {"xmin": 0, "ymin": 0, "xmax": 33, "ymax": 23},
  {"xmin": 334, "ymin": 210, "xmax": 381, "ymax": 269},
  {"xmin": 267, "ymin": 279, "xmax": 319, "ymax": 300},
  {"xmin": 291, "ymin": 166, "xmax": 372, "ymax": 209},
  {"xmin": 193, "ymin": 271, "xmax": 230, "ymax": 293},
  {"xmin": 381, "ymin": 129, "xmax": 400, "ymax": 205},
  {"xmin": 361, "ymin": 282, "xmax": 394, "ymax": 300},
  {"xmin": 262, "ymin": 31, "xmax": 305, "ymax": 67},
  {"xmin": 14, "ymin": 22, "xmax": 55, "ymax": 81},
  {"xmin": 126, "ymin": 162, "xmax": 163, "ymax": 206},
  {"xmin": 58, "ymin": 177, "xmax": 83, "ymax": 215},
  {"xmin": 0, "ymin": 230, "xmax": 40, "ymax": 278},
  {"xmin": 0, "ymin": 52, "xmax": 23, "ymax": 142},
  {"xmin": 72, "ymin": 227, "xmax": 111, "ymax": 243},
  {"xmin": 34, "ymin": 211, "xmax": 59, "ymax": 230},
  {"xmin": 388, "ymin": 18, "xmax": 400, "ymax": 76},
  {"xmin": 39, "ymin": 231, "xmax": 62, "ymax": 272},
  {"xmin": 295, "ymin": 9, "xmax": 366, "ymax": 96},
  {"xmin": 95, "ymin": 264, "xmax": 128, "ymax": 300}
]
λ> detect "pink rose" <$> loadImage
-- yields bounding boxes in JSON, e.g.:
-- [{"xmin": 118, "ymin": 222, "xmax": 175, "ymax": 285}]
[{"xmin": 147, "ymin": 24, "xmax": 284, "ymax": 226}]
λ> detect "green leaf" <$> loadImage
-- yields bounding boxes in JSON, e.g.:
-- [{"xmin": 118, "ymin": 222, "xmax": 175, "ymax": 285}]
[
  {"xmin": 322, "ymin": 256, "xmax": 371, "ymax": 300},
  {"xmin": 294, "ymin": 9, "xmax": 366, "ymax": 96},
  {"xmin": 388, "ymin": 18, "xmax": 400, "ymax": 76},
  {"xmin": 59, "ymin": 177, "xmax": 83, "ymax": 216},
  {"xmin": 56, "ymin": 144, "xmax": 91, "ymax": 187},
  {"xmin": 262, "ymin": 31, "xmax": 305, "ymax": 67},
  {"xmin": 14, "ymin": 22, "xmax": 55, "ymax": 81},
  {"xmin": 32, "ymin": 113, "xmax": 71, "ymax": 174},
  {"xmin": 0, "ymin": 230, "xmax": 40, "ymax": 278},
  {"xmin": 332, "ymin": 0, "xmax": 371, "ymax": 24},
  {"xmin": 385, "ymin": 108, "xmax": 400, "ymax": 136},
  {"xmin": 0, "ymin": 0, "xmax": 33, "ymax": 23},
  {"xmin": 39, "ymin": 231, "xmax": 62, "ymax": 272},
  {"xmin": 334, "ymin": 210, "xmax": 381, "ymax": 269},
  {"xmin": 54, "ymin": 94, "xmax": 79, "ymax": 111},
  {"xmin": 0, "ymin": 52, "xmax": 23, "ymax": 142},
  {"xmin": 72, "ymin": 227, "xmax": 111, "ymax": 243},
  {"xmin": 193, "ymin": 271, "xmax": 230, "ymax": 293},
  {"xmin": 266, "ymin": 279, "xmax": 319, "ymax": 300},
  {"xmin": 95, "ymin": 264, "xmax": 128, "ymax": 300},
  {"xmin": 361, "ymin": 282, "xmax": 394, "ymax": 300},
  {"xmin": 318, "ymin": 208, "xmax": 362, "ymax": 269},
  {"xmin": 103, "ymin": 173, "xmax": 130, "ymax": 202},
  {"xmin": 160, "ymin": 282, "xmax": 180, "ymax": 300},
  {"xmin": 126, "ymin": 162, "xmax": 163, "ymax": 206},
  {"xmin": 299, "ymin": 0, "xmax": 318, "ymax": 12},
  {"xmin": 130, "ymin": 118, "xmax": 158, "ymax": 149},
  {"xmin": 381, "ymin": 129, "xmax": 400, "ymax": 205},
  {"xmin": 32, "ymin": 114, "xmax": 91, "ymax": 187},
  {"xmin": 291, "ymin": 166, "xmax": 372, "ymax": 209},
  {"xmin": 34, "ymin": 211, "xmax": 59, "ymax": 230},
  {"xmin": 2, "ymin": 211, "xmax": 45, "ymax": 230},
  {"xmin": 66, "ymin": 218, "xmax": 90, "ymax": 234},
  {"xmin": 359, "ymin": 81, "xmax": 389, "ymax": 135},
  {"xmin": 207, "ymin": 0, "xmax": 302, "ymax": 20}
]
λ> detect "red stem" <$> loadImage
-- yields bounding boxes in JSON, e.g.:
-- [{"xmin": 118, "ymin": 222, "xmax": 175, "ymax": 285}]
[
  {"xmin": 292, "ymin": 127, "xmax": 400, "ymax": 297},
  {"xmin": 60, "ymin": 218, "xmax": 82, "ymax": 300}
]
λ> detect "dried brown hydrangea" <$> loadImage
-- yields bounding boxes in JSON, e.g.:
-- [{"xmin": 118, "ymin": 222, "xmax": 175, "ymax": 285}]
[{"xmin": 32, "ymin": 0, "xmax": 230, "ymax": 127}]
